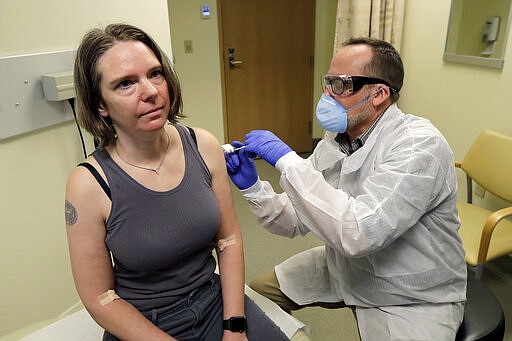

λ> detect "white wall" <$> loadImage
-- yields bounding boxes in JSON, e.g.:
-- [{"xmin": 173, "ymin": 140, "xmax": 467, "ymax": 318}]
[{"xmin": 0, "ymin": 0, "xmax": 171, "ymax": 336}]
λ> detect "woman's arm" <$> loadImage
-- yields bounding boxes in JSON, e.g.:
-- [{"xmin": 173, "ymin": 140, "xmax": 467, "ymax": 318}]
[
  {"xmin": 193, "ymin": 128, "xmax": 248, "ymax": 340},
  {"xmin": 65, "ymin": 162, "xmax": 175, "ymax": 341}
]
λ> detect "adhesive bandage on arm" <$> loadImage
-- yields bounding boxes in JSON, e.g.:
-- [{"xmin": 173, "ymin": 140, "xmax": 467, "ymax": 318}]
[
  {"xmin": 216, "ymin": 236, "xmax": 237, "ymax": 252},
  {"xmin": 98, "ymin": 290, "xmax": 120, "ymax": 306}
]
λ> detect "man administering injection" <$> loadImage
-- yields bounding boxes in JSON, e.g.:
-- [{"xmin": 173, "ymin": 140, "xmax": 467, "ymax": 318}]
[{"xmin": 225, "ymin": 37, "xmax": 467, "ymax": 340}]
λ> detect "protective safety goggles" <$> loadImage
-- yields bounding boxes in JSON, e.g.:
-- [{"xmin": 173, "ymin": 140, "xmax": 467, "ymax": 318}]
[{"xmin": 322, "ymin": 74, "xmax": 396, "ymax": 96}]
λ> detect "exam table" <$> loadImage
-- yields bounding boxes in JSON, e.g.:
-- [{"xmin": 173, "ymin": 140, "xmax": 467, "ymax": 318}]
[{"xmin": 1, "ymin": 286, "xmax": 308, "ymax": 341}]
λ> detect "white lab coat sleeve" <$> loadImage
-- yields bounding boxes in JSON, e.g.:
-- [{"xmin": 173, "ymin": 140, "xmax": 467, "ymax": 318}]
[
  {"xmin": 240, "ymin": 176, "xmax": 309, "ymax": 238},
  {"xmin": 275, "ymin": 134, "xmax": 452, "ymax": 257},
  {"xmin": 276, "ymin": 153, "xmax": 360, "ymax": 256}
]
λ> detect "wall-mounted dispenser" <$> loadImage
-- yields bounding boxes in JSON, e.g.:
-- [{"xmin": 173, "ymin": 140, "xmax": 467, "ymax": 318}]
[
  {"xmin": 483, "ymin": 16, "xmax": 500, "ymax": 43},
  {"xmin": 481, "ymin": 16, "xmax": 501, "ymax": 56},
  {"xmin": 41, "ymin": 71, "xmax": 75, "ymax": 101}
]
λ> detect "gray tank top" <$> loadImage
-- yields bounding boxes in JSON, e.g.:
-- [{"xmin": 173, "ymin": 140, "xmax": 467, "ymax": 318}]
[{"xmin": 91, "ymin": 124, "xmax": 220, "ymax": 311}]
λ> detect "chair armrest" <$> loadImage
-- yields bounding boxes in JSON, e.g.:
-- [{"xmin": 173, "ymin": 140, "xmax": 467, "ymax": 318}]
[{"xmin": 478, "ymin": 206, "xmax": 512, "ymax": 263}]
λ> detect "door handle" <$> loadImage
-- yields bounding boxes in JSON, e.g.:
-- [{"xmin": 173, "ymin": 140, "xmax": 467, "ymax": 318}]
[
  {"xmin": 228, "ymin": 48, "xmax": 243, "ymax": 68},
  {"xmin": 230, "ymin": 60, "xmax": 243, "ymax": 67}
]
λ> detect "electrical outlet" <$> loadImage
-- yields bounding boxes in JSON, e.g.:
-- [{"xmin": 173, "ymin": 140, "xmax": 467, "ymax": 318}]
[{"xmin": 475, "ymin": 185, "xmax": 486, "ymax": 198}]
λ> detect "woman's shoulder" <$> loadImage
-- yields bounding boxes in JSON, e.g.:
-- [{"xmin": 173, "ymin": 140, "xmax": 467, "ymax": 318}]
[
  {"xmin": 188, "ymin": 126, "xmax": 218, "ymax": 142},
  {"xmin": 66, "ymin": 155, "xmax": 109, "ymax": 200},
  {"xmin": 186, "ymin": 126, "xmax": 221, "ymax": 152},
  {"xmin": 185, "ymin": 126, "xmax": 225, "ymax": 174}
]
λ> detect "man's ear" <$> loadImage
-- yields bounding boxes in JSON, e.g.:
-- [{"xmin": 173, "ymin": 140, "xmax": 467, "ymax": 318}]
[{"xmin": 372, "ymin": 86, "xmax": 391, "ymax": 106}]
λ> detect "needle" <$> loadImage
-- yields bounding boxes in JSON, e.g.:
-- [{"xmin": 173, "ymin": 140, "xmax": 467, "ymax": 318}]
[{"xmin": 221, "ymin": 144, "xmax": 246, "ymax": 154}]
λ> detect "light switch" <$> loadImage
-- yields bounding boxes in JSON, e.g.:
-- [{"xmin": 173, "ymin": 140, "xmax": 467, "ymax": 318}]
[{"xmin": 184, "ymin": 40, "xmax": 193, "ymax": 54}]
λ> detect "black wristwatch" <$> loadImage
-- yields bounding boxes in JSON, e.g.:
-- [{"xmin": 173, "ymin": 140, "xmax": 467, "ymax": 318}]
[{"xmin": 223, "ymin": 316, "xmax": 247, "ymax": 333}]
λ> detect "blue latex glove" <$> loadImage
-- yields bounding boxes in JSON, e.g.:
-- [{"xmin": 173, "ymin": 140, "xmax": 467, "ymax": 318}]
[
  {"xmin": 245, "ymin": 130, "xmax": 292, "ymax": 167},
  {"xmin": 225, "ymin": 141, "xmax": 258, "ymax": 190}
]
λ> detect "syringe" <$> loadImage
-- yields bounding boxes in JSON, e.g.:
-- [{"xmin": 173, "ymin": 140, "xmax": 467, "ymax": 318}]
[{"xmin": 221, "ymin": 143, "xmax": 246, "ymax": 154}]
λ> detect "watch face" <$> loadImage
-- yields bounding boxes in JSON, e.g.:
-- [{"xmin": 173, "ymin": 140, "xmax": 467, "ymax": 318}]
[
  {"xmin": 224, "ymin": 316, "xmax": 247, "ymax": 332},
  {"xmin": 230, "ymin": 317, "xmax": 246, "ymax": 331}
]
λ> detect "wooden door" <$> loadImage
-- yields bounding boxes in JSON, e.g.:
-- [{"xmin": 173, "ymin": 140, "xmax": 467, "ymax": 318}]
[{"xmin": 218, "ymin": 0, "xmax": 315, "ymax": 153}]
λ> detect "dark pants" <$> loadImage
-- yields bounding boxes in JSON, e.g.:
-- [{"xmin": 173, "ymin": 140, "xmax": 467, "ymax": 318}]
[{"xmin": 103, "ymin": 274, "xmax": 289, "ymax": 340}]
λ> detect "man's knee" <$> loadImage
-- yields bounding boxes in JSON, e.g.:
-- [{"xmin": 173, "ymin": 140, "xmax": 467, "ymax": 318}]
[
  {"xmin": 249, "ymin": 267, "xmax": 279, "ymax": 294},
  {"xmin": 249, "ymin": 267, "xmax": 301, "ymax": 312}
]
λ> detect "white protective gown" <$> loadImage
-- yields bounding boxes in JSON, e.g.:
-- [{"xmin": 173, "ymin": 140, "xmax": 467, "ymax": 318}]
[{"xmin": 241, "ymin": 104, "xmax": 467, "ymax": 308}]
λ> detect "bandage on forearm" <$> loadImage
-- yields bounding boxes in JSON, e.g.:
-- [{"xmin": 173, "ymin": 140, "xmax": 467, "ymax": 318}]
[
  {"xmin": 216, "ymin": 237, "xmax": 237, "ymax": 252},
  {"xmin": 98, "ymin": 290, "xmax": 120, "ymax": 306}
]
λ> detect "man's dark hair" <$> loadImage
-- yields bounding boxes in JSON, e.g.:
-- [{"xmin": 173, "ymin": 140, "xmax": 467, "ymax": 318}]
[{"xmin": 343, "ymin": 37, "xmax": 404, "ymax": 103}]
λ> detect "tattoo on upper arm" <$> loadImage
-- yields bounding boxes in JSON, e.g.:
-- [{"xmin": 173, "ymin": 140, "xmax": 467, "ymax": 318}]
[{"xmin": 65, "ymin": 200, "xmax": 78, "ymax": 226}]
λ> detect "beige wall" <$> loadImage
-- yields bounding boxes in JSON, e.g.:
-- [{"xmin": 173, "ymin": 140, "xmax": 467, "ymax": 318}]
[
  {"xmin": 0, "ymin": 0, "xmax": 171, "ymax": 336},
  {"xmin": 167, "ymin": 0, "xmax": 225, "ymax": 141},
  {"xmin": 399, "ymin": 0, "xmax": 512, "ymax": 209},
  {"xmin": 313, "ymin": 0, "xmax": 339, "ymax": 138},
  {"xmin": 167, "ymin": 0, "xmax": 512, "ymax": 172},
  {"xmin": 167, "ymin": 0, "xmax": 337, "ymax": 143},
  {"xmin": 3, "ymin": 0, "xmax": 512, "ymax": 337},
  {"xmin": 446, "ymin": 0, "xmax": 510, "ymax": 58}
]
